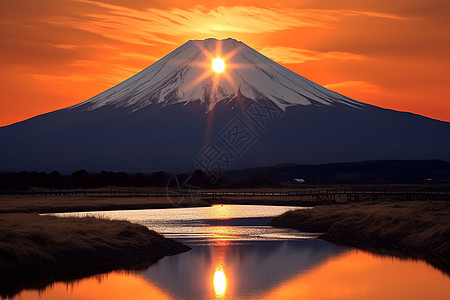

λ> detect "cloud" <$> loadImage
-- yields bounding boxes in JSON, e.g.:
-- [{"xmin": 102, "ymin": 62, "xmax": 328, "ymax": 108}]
[
  {"xmin": 260, "ymin": 46, "xmax": 367, "ymax": 64},
  {"xmin": 324, "ymin": 81, "xmax": 381, "ymax": 93},
  {"xmin": 51, "ymin": 44, "xmax": 119, "ymax": 50},
  {"xmin": 115, "ymin": 52, "xmax": 159, "ymax": 62},
  {"xmin": 53, "ymin": 44, "xmax": 80, "ymax": 50},
  {"xmin": 337, "ymin": 10, "xmax": 407, "ymax": 21},
  {"xmin": 30, "ymin": 59, "xmax": 142, "ymax": 86},
  {"xmin": 46, "ymin": 0, "xmax": 406, "ymax": 45}
]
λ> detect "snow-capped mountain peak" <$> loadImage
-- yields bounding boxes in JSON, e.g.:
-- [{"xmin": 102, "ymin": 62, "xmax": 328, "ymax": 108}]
[{"xmin": 70, "ymin": 38, "xmax": 364, "ymax": 112}]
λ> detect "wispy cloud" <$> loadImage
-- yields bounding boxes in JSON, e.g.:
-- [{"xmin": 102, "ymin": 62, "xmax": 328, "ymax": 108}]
[
  {"xmin": 46, "ymin": 0, "xmax": 406, "ymax": 46},
  {"xmin": 114, "ymin": 52, "xmax": 159, "ymax": 62},
  {"xmin": 336, "ymin": 10, "xmax": 407, "ymax": 20},
  {"xmin": 325, "ymin": 81, "xmax": 381, "ymax": 93},
  {"xmin": 30, "ymin": 59, "xmax": 141, "ymax": 86},
  {"xmin": 260, "ymin": 46, "xmax": 367, "ymax": 64},
  {"xmin": 51, "ymin": 44, "xmax": 119, "ymax": 50}
]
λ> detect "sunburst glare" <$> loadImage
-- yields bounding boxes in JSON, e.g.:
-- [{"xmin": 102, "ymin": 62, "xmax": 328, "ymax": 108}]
[
  {"xmin": 212, "ymin": 58, "xmax": 225, "ymax": 73},
  {"xmin": 183, "ymin": 40, "xmax": 250, "ymax": 143}
]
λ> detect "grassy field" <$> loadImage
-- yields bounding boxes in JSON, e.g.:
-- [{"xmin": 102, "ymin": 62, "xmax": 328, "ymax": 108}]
[
  {"xmin": 269, "ymin": 201, "xmax": 450, "ymax": 274},
  {"xmin": 0, "ymin": 195, "xmax": 211, "ymax": 213},
  {"xmin": 0, "ymin": 213, "xmax": 190, "ymax": 296}
]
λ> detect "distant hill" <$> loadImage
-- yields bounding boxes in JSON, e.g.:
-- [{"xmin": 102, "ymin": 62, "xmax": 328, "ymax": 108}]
[
  {"xmin": 1, "ymin": 160, "xmax": 449, "ymax": 190},
  {"xmin": 227, "ymin": 160, "xmax": 450, "ymax": 184}
]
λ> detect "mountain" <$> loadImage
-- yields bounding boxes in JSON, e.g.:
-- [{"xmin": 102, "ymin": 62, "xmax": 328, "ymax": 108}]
[
  {"xmin": 1, "ymin": 38, "xmax": 450, "ymax": 173},
  {"xmin": 71, "ymin": 38, "xmax": 363, "ymax": 112}
]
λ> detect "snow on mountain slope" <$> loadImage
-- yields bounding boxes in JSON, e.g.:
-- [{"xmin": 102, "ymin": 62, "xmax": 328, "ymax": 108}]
[{"xmin": 70, "ymin": 38, "xmax": 364, "ymax": 112}]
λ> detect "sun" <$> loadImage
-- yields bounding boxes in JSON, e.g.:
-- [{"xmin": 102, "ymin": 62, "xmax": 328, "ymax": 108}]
[{"xmin": 212, "ymin": 58, "xmax": 225, "ymax": 73}]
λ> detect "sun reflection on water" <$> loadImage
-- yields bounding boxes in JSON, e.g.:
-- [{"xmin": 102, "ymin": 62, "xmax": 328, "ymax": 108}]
[{"xmin": 213, "ymin": 265, "xmax": 227, "ymax": 297}]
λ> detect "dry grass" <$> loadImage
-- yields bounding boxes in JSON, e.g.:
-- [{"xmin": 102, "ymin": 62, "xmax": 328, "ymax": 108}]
[
  {"xmin": 0, "ymin": 213, "xmax": 190, "ymax": 280},
  {"xmin": 0, "ymin": 194, "xmax": 323, "ymax": 214},
  {"xmin": 0, "ymin": 195, "xmax": 208, "ymax": 213},
  {"xmin": 269, "ymin": 201, "xmax": 450, "ymax": 273}
]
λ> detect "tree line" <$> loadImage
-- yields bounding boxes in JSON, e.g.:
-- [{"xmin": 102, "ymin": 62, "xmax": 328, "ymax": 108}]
[{"xmin": 0, "ymin": 169, "xmax": 275, "ymax": 191}]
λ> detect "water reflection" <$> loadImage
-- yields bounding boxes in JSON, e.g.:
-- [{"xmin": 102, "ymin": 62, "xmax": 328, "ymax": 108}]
[
  {"xmin": 15, "ymin": 271, "xmax": 172, "ymax": 300},
  {"xmin": 213, "ymin": 266, "xmax": 226, "ymax": 297},
  {"xmin": 13, "ymin": 248, "xmax": 450, "ymax": 300},
  {"xmin": 143, "ymin": 239, "xmax": 345, "ymax": 299},
  {"xmin": 260, "ymin": 250, "xmax": 450, "ymax": 300},
  {"xmin": 12, "ymin": 205, "xmax": 450, "ymax": 299},
  {"xmin": 56, "ymin": 205, "xmax": 314, "ymax": 243}
]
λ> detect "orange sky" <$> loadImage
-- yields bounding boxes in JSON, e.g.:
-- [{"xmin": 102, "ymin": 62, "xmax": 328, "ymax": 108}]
[{"xmin": 1, "ymin": 0, "xmax": 449, "ymax": 126}]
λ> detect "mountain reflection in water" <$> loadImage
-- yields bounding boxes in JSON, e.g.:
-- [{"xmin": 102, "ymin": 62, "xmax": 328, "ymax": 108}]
[
  {"xmin": 14, "ymin": 247, "xmax": 450, "ymax": 300},
  {"xmin": 143, "ymin": 239, "xmax": 344, "ymax": 299}
]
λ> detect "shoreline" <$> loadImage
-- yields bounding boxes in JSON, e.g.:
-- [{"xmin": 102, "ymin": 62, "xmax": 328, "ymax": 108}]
[
  {"xmin": 0, "ymin": 195, "xmax": 323, "ymax": 214},
  {"xmin": 0, "ymin": 195, "xmax": 212, "ymax": 214},
  {"xmin": 269, "ymin": 201, "xmax": 450, "ymax": 275},
  {"xmin": 0, "ymin": 213, "xmax": 190, "ymax": 297},
  {"xmin": 1, "ymin": 202, "xmax": 210, "ymax": 214}
]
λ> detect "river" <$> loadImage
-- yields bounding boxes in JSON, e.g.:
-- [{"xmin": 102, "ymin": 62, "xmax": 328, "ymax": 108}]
[{"xmin": 11, "ymin": 205, "xmax": 450, "ymax": 299}]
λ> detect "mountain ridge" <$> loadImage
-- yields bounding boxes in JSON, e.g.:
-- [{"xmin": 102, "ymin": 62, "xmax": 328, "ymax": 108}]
[{"xmin": 1, "ymin": 38, "xmax": 449, "ymax": 173}]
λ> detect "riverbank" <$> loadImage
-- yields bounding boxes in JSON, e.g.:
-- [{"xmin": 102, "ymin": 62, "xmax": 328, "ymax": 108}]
[
  {"xmin": 0, "ymin": 195, "xmax": 211, "ymax": 213},
  {"xmin": 0, "ymin": 213, "xmax": 190, "ymax": 296},
  {"xmin": 269, "ymin": 201, "xmax": 450, "ymax": 274}
]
